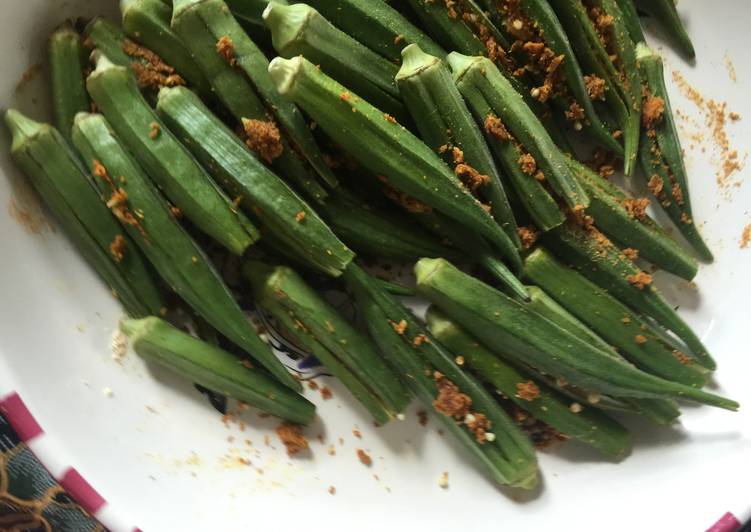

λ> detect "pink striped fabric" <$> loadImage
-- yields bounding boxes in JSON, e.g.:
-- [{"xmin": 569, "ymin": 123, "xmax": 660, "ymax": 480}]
[
  {"xmin": 59, "ymin": 467, "xmax": 107, "ymax": 515},
  {"xmin": 0, "ymin": 392, "xmax": 43, "ymax": 441},
  {"xmin": 706, "ymin": 512, "xmax": 742, "ymax": 532}
]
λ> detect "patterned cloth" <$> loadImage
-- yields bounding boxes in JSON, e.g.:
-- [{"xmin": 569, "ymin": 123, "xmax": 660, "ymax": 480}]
[{"xmin": 0, "ymin": 414, "xmax": 104, "ymax": 532}]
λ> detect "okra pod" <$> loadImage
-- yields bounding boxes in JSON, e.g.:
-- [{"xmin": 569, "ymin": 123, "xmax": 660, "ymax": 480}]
[
  {"xmin": 245, "ymin": 262, "xmax": 411, "ymax": 424},
  {"xmin": 636, "ymin": 0, "xmax": 695, "ymax": 59},
  {"xmin": 615, "ymin": 0, "xmax": 646, "ymax": 45},
  {"xmin": 268, "ymin": 55, "xmax": 520, "ymax": 267},
  {"xmin": 548, "ymin": 0, "xmax": 641, "ymax": 174},
  {"xmin": 172, "ymin": 0, "xmax": 338, "ymax": 189},
  {"xmin": 343, "ymin": 263, "xmax": 538, "ymax": 489},
  {"xmin": 305, "ymin": 0, "xmax": 445, "ymax": 63},
  {"xmin": 120, "ymin": 0, "xmax": 216, "ymax": 100},
  {"xmin": 121, "ymin": 317, "xmax": 315, "ymax": 424},
  {"xmin": 48, "ymin": 21, "xmax": 90, "ymax": 139},
  {"xmin": 263, "ymin": 2, "xmax": 407, "ymax": 121},
  {"xmin": 637, "ymin": 44, "xmax": 712, "ymax": 261},
  {"xmin": 70, "ymin": 112, "xmax": 298, "ymax": 390},
  {"xmin": 426, "ymin": 307, "xmax": 631, "ymax": 457},
  {"xmin": 169, "ymin": 2, "xmax": 328, "ymax": 204},
  {"xmin": 5, "ymin": 110, "xmax": 163, "ymax": 318},
  {"xmin": 86, "ymin": 54, "xmax": 260, "ymax": 256},
  {"xmin": 543, "ymin": 220, "xmax": 715, "ymax": 369},
  {"xmin": 155, "ymin": 86, "xmax": 354, "ymax": 277},
  {"xmin": 83, "ymin": 18, "xmax": 133, "ymax": 68},
  {"xmin": 415, "ymin": 257, "xmax": 737, "ymax": 409},
  {"xmin": 419, "ymin": 211, "xmax": 529, "ymax": 301},
  {"xmin": 396, "ymin": 44, "xmax": 520, "ymax": 247},
  {"xmin": 405, "ymin": 0, "xmax": 488, "ymax": 57},
  {"xmin": 567, "ymin": 157, "xmax": 698, "ymax": 280},
  {"xmin": 449, "ymin": 53, "xmax": 589, "ymax": 211},
  {"xmin": 456, "ymin": 75, "xmax": 565, "ymax": 231},
  {"xmin": 524, "ymin": 286, "xmax": 682, "ymax": 425},
  {"xmin": 524, "ymin": 248, "xmax": 707, "ymax": 387},
  {"xmin": 322, "ymin": 190, "xmax": 454, "ymax": 262}
]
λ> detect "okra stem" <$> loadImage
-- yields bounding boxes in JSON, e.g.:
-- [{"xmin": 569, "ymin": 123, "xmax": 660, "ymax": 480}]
[
  {"xmin": 86, "ymin": 54, "xmax": 260, "ymax": 256},
  {"xmin": 48, "ymin": 21, "xmax": 90, "ymax": 139},
  {"xmin": 122, "ymin": 317, "xmax": 315, "ymax": 424}
]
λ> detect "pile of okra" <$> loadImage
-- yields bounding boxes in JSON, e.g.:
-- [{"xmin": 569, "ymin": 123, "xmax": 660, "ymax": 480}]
[{"xmin": 6, "ymin": 0, "xmax": 737, "ymax": 489}]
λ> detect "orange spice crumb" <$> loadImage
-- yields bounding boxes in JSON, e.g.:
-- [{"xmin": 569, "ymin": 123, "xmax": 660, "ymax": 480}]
[
  {"xmin": 647, "ymin": 174, "xmax": 664, "ymax": 196},
  {"xmin": 109, "ymin": 235, "xmax": 127, "ymax": 262},
  {"xmin": 339, "ymin": 92, "xmax": 351, "ymax": 101},
  {"xmin": 328, "ymin": 486, "xmax": 336, "ymax": 495},
  {"xmin": 584, "ymin": 75, "xmax": 606, "ymax": 101},
  {"xmin": 518, "ymin": 153, "xmax": 537, "ymax": 175},
  {"xmin": 484, "ymin": 115, "xmax": 512, "ymax": 141},
  {"xmin": 392, "ymin": 319, "xmax": 408, "ymax": 335},
  {"xmin": 455, "ymin": 163, "xmax": 491, "ymax": 191},
  {"xmin": 517, "ymin": 226, "xmax": 539, "ymax": 250},
  {"xmin": 622, "ymin": 198, "xmax": 650, "ymax": 221},
  {"xmin": 321, "ymin": 386, "xmax": 333, "ymax": 400},
  {"xmin": 642, "ymin": 94, "xmax": 665, "ymax": 128},
  {"xmin": 565, "ymin": 101, "xmax": 585, "ymax": 122},
  {"xmin": 741, "ymin": 224, "xmax": 751, "ymax": 249},
  {"xmin": 417, "ymin": 410, "xmax": 428, "ymax": 426},
  {"xmin": 626, "ymin": 271, "xmax": 653, "ymax": 289},
  {"xmin": 352, "ymin": 428, "xmax": 362, "ymax": 439},
  {"xmin": 384, "ymin": 113, "xmax": 397, "ymax": 124},
  {"xmin": 634, "ymin": 335, "xmax": 648, "ymax": 344},
  {"xmin": 384, "ymin": 188, "xmax": 433, "ymax": 214},
  {"xmin": 170, "ymin": 206, "xmax": 182, "ymax": 219},
  {"xmin": 452, "ymin": 147, "xmax": 465, "ymax": 164},
  {"xmin": 216, "ymin": 36, "xmax": 237, "ymax": 66},
  {"xmin": 122, "ymin": 39, "xmax": 185, "ymax": 89},
  {"xmin": 242, "ymin": 118, "xmax": 283, "ymax": 163},
  {"xmin": 295, "ymin": 211, "xmax": 306, "ymax": 222},
  {"xmin": 356, "ymin": 449, "xmax": 372, "ymax": 466},
  {"xmin": 413, "ymin": 334, "xmax": 429, "ymax": 347},
  {"xmin": 148, "ymin": 121, "xmax": 160, "ymax": 139},
  {"xmin": 276, "ymin": 423, "xmax": 308, "ymax": 456},
  {"xmin": 622, "ymin": 248, "xmax": 639, "ymax": 261},
  {"xmin": 515, "ymin": 380, "xmax": 540, "ymax": 401},
  {"xmin": 432, "ymin": 372, "xmax": 472, "ymax": 419}
]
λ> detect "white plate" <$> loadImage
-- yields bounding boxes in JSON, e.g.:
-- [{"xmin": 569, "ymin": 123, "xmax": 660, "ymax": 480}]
[{"xmin": 1, "ymin": 1, "xmax": 750, "ymax": 531}]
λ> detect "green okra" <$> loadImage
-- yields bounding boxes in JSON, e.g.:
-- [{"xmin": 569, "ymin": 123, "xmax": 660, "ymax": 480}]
[
  {"xmin": 415, "ymin": 257, "xmax": 737, "ymax": 410},
  {"xmin": 268, "ymin": 55, "xmax": 520, "ymax": 267},
  {"xmin": 86, "ymin": 54, "xmax": 260, "ymax": 256},
  {"xmin": 155, "ymin": 86, "xmax": 353, "ymax": 277},
  {"xmin": 120, "ymin": 0, "xmax": 216, "ymax": 100},
  {"xmin": 245, "ymin": 262, "xmax": 411, "ymax": 424},
  {"xmin": 524, "ymin": 286, "xmax": 682, "ymax": 425},
  {"xmin": 343, "ymin": 263, "xmax": 538, "ymax": 489},
  {"xmin": 305, "ymin": 0, "xmax": 446, "ymax": 63},
  {"xmin": 547, "ymin": 0, "xmax": 641, "ymax": 174},
  {"xmin": 48, "ymin": 21, "xmax": 90, "ymax": 139},
  {"xmin": 5, "ymin": 110, "xmax": 163, "ymax": 318},
  {"xmin": 426, "ymin": 307, "xmax": 631, "ymax": 457},
  {"xmin": 456, "ymin": 75, "xmax": 565, "ymax": 231},
  {"xmin": 419, "ymin": 211, "xmax": 529, "ymax": 301},
  {"xmin": 449, "ymin": 53, "xmax": 589, "ymax": 211},
  {"xmin": 543, "ymin": 220, "xmax": 716, "ymax": 370},
  {"xmin": 396, "ymin": 44, "xmax": 520, "ymax": 247},
  {"xmin": 636, "ymin": 0, "xmax": 695, "ymax": 59},
  {"xmin": 322, "ymin": 190, "xmax": 454, "ymax": 262},
  {"xmin": 169, "ymin": 3, "xmax": 327, "ymax": 204},
  {"xmin": 121, "ymin": 317, "xmax": 315, "ymax": 424},
  {"xmin": 524, "ymin": 248, "xmax": 707, "ymax": 387},
  {"xmin": 70, "ymin": 112, "xmax": 299, "ymax": 391},
  {"xmin": 637, "ymin": 43, "xmax": 712, "ymax": 261},
  {"xmin": 616, "ymin": 0, "xmax": 646, "ymax": 44},
  {"xmin": 223, "ymin": 0, "xmax": 278, "ymax": 45},
  {"xmin": 263, "ymin": 2, "xmax": 407, "ymax": 121},
  {"xmin": 172, "ymin": 0, "xmax": 338, "ymax": 190},
  {"xmin": 83, "ymin": 18, "xmax": 133, "ymax": 68},
  {"xmin": 567, "ymin": 157, "xmax": 698, "ymax": 280},
  {"xmin": 484, "ymin": 0, "xmax": 623, "ymax": 154}
]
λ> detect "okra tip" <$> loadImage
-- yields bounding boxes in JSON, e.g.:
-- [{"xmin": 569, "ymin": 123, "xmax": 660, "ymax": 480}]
[
  {"xmin": 119, "ymin": 316, "xmax": 158, "ymax": 342},
  {"xmin": 49, "ymin": 19, "xmax": 78, "ymax": 40},
  {"xmin": 171, "ymin": 0, "xmax": 202, "ymax": 19},
  {"xmin": 268, "ymin": 55, "xmax": 302, "ymax": 97},
  {"xmin": 396, "ymin": 44, "xmax": 440, "ymax": 82},
  {"xmin": 414, "ymin": 257, "xmax": 448, "ymax": 287},
  {"xmin": 445, "ymin": 51, "xmax": 483, "ymax": 82},
  {"xmin": 4, "ymin": 109, "xmax": 45, "ymax": 150},
  {"xmin": 263, "ymin": 2, "xmax": 312, "ymax": 51}
]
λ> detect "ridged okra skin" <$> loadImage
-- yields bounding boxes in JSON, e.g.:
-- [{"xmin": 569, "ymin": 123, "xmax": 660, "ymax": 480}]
[
  {"xmin": 343, "ymin": 263, "xmax": 539, "ymax": 489},
  {"xmin": 268, "ymin": 54, "xmax": 521, "ymax": 270},
  {"xmin": 155, "ymin": 86, "xmax": 354, "ymax": 277},
  {"xmin": 86, "ymin": 54, "xmax": 260, "ymax": 256},
  {"xmin": 5, "ymin": 110, "xmax": 163, "ymax": 318},
  {"xmin": 48, "ymin": 21, "xmax": 90, "ymax": 139},
  {"xmin": 245, "ymin": 262, "xmax": 411, "ymax": 425},
  {"xmin": 415, "ymin": 257, "xmax": 737, "ymax": 410},
  {"xmin": 70, "ymin": 112, "xmax": 299, "ymax": 391},
  {"xmin": 122, "ymin": 317, "xmax": 315, "ymax": 424},
  {"xmin": 426, "ymin": 307, "xmax": 631, "ymax": 457}
]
